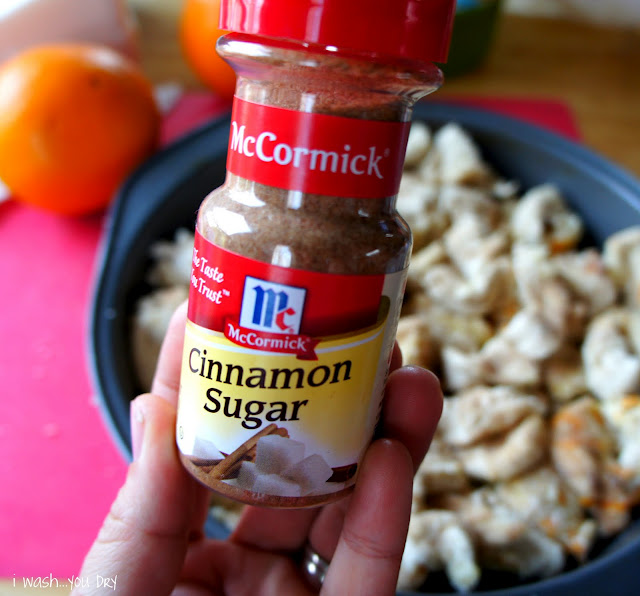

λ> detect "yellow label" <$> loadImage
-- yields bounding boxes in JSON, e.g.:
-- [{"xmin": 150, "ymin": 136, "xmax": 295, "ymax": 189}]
[{"xmin": 176, "ymin": 298, "xmax": 392, "ymax": 498}]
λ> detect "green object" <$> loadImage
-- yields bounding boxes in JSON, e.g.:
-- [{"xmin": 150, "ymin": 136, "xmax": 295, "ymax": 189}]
[{"xmin": 441, "ymin": 0, "xmax": 503, "ymax": 77}]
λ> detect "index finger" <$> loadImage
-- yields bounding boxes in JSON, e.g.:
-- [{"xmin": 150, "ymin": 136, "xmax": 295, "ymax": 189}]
[
  {"xmin": 148, "ymin": 300, "xmax": 213, "ymax": 534},
  {"xmin": 151, "ymin": 300, "xmax": 188, "ymax": 405},
  {"xmin": 233, "ymin": 364, "xmax": 443, "ymax": 555},
  {"xmin": 307, "ymin": 365, "xmax": 443, "ymax": 560},
  {"xmin": 321, "ymin": 438, "xmax": 414, "ymax": 596}
]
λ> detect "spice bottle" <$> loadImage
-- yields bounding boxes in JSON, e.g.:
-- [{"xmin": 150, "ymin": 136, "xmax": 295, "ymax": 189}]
[{"xmin": 177, "ymin": 0, "xmax": 455, "ymax": 508}]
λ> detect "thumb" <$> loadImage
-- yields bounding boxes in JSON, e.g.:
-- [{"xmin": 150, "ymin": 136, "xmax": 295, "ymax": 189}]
[{"xmin": 73, "ymin": 393, "xmax": 201, "ymax": 595}]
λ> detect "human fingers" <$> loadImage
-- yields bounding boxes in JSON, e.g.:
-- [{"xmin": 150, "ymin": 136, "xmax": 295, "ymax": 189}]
[
  {"xmin": 147, "ymin": 300, "xmax": 212, "ymax": 536},
  {"xmin": 149, "ymin": 299, "xmax": 319, "ymax": 553},
  {"xmin": 226, "ymin": 353, "xmax": 409, "ymax": 552},
  {"xmin": 380, "ymin": 365, "xmax": 443, "ymax": 471},
  {"xmin": 73, "ymin": 394, "xmax": 200, "ymax": 596},
  {"xmin": 173, "ymin": 443, "xmax": 413, "ymax": 596},
  {"xmin": 321, "ymin": 438, "xmax": 414, "ymax": 596},
  {"xmin": 389, "ymin": 341, "xmax": 402, "ymax": 373},
  {"xmin": 308, "ymin": 365, "xmax": 443, "ymax": 560},
  {"xmin": 230, "ymin": 506, "xmax": 319, "ymax": 552},
  {"xmin": 152, "ymin": 300, "xmax": 188, "ymax": 405},
  {"xmin": 174, "ymin": 537, "xmax": 315, "ymax": 596},
  {"xmin": 226, "ymin": 343, "xmax": 406, "ymax": 553}
]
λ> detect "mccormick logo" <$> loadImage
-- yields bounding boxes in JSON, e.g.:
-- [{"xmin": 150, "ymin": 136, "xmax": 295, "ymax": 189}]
[
  {"xmin": 239, "ymin": 277, "xmax": 306, "ymax": 334},
  {"xmin": 230, "ymin": 121, "xmax": 385, "ymax": 180},
  {"xmin": 224, "ymin": 277, "xmax": 319, "ymax": 360},
  {"xmin": 226, "ymin": 98, "xmax": 409, "ymax": 199}
]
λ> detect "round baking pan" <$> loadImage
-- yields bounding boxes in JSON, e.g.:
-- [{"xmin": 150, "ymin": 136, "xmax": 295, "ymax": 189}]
[{"xmin": 89, "ymin": 101, "xmax": 640, "ymax": 594}]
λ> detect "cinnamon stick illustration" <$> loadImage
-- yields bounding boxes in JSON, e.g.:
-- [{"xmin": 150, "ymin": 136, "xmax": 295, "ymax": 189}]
[{"xmin": 211, "ymin": 424, "xmax": 287, "ymax": 480}]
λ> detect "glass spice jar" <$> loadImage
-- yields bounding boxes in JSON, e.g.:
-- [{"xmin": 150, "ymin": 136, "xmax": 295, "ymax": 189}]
[{"xmin": 176, "ymin": 0, "xmax": 455, "ymax": 508}]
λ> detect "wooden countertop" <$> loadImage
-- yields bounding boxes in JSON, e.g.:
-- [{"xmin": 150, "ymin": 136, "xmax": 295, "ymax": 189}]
[
  {"xmin": 439, "ymin": 14, "xmax": 640, "ymax": 178},
  {"xmin": 130, "ymin": 0, "xmax": 640, "ymax": 178}
]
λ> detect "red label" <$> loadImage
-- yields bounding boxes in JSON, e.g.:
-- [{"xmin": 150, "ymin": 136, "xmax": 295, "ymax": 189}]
[
  {"xmin": 226, "ymin": 98, "xmax": 410, "ymax": 198},
  {"xmin": 223, "ymin": 320, "xmax": 320, "ymax": 360},
  {"xmin": 187, "ymin": 230, "xmax": 386, "ymax": 357}
]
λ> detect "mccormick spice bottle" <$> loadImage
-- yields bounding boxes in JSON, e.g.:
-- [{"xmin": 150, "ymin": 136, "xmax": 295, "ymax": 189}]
[{"xmin": 177, "ymin": 0, "xmax": 455, "ymax": 507}]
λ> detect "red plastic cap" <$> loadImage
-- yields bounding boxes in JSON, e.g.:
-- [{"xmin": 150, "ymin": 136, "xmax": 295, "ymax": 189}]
[{"xmin": 219, "ymin": 0, "xmax": 456, "ymax": 64}]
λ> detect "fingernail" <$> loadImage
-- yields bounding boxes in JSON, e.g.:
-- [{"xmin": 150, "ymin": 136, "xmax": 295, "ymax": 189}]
[{"xmin": 130, "ymin": 398, "xmax": 145, "ymax": 461}]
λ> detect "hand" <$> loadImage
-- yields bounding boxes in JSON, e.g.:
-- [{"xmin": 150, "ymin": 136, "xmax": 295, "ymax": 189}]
[{"xmin": 75, "ymin": 302, "xmax": 442, "ymax": 595}]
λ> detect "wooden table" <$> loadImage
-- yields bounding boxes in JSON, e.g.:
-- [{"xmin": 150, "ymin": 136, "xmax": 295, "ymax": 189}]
[
  {"xmin": 439, "ymin": 15, "xmax": 640, "ymax": 178},
  {"xmin": 1, "ymin": 4, "xmax": 639, "ymax": 595}
]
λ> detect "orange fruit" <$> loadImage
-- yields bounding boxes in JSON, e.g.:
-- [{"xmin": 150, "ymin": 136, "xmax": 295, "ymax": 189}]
[
  {"xmin": 180, "ymin": 0, "xmax": 236, "ymax": 100},
  {"xmin": 0, "ymin": 44, "xmax": 160, "ymax": 216}
]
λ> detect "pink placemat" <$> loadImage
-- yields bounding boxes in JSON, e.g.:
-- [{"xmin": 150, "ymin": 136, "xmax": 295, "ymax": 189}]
[{"xmin": 0, "ymin": 93, "xmax": 579, "ymax": 579}]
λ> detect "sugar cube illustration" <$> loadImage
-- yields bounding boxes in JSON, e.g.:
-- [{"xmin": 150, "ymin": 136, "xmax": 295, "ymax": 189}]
[
  {"xmin": 236, "ymin": 461, "xmax": 260, "ymax": 490},
  {"xmin": 188, "ymin": 435, "xmax": 223, "ymax": 461},
  {"xmin": 283, "ymin": 454, "xmax": 333, "ymax": 494},
  {"xmin": 253, "ymin": 473, "xmax": 303, "ymax": 497},
  {"xmin": 255, "ymin": 434, "xmax": 306, "ymax": 474},
  {"xmin": 229, "ymin": 432, "xmax": 334, "ymax": 497}
]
